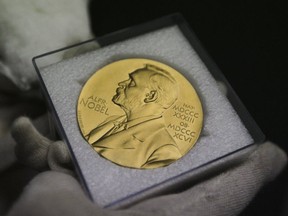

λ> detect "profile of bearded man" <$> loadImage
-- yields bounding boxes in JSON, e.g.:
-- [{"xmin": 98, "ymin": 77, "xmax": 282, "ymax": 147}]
[{"xmin": 85, "ymin": 64, "xmax": 181, "ymax": 169}]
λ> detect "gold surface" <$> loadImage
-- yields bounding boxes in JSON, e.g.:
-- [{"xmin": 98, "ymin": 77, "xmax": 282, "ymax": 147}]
[{"xmin": 77, "ymin": 59, "xmax": 203, "ymax": 169}]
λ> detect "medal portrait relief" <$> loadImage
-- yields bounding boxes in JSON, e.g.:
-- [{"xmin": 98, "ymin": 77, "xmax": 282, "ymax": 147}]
[
  {"xmin": 77, "ymin": 59, "xmax": 203, "ymax": 169},
  {"xmin": 85, "ymin": 64, "xmax": 181, "ymax": 169}
]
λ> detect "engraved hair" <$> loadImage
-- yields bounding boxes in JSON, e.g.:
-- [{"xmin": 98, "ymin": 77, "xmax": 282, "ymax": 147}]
[{"xmin": 138, "ymin": 64, "xmax": 179, "ymax": 109}]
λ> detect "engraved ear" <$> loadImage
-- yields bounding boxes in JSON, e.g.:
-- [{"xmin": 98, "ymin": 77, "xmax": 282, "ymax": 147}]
[{"xmin": 144, "ymin": 90, "xmax": 158, "ymax": 103}]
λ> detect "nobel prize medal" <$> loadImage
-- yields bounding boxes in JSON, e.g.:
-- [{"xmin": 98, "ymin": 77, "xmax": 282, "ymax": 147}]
[{"xmin": 77, "ymin": 58, "xmax": 203, "ymax": 169}]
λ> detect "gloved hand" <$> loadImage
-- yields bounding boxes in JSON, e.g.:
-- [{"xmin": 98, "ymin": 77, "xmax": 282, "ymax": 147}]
[
  {"xmin": 0, "ymin": 0, "xmax": 95, "ymax": 170},
  {"xmin": 0, "ymin": 0, "xmax": 93, "ymax": 92},
  {"xmin": 6, "ymin": 116, "xmax": 287, "ymax": 216}
]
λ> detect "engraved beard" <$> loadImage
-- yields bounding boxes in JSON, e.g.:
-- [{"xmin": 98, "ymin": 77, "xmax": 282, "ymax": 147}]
[
  {"xmin": 112, "ymin": 85, "xmax": 143, "ymax": 115},
  {"xmin": 112, "ymin": 86, "xmax": 123, "ymax": 104}
]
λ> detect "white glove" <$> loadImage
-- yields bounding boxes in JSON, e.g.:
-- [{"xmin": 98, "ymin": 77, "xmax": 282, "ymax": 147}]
[{"xmin": 6, "ymin": 116, "xmax": 287, "ymax": 216}]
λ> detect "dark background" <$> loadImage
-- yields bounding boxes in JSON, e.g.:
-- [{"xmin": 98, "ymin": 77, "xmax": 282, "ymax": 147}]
[{"xmin": 88, "ymin": 0, "xmax": 288, "ymax": 215}]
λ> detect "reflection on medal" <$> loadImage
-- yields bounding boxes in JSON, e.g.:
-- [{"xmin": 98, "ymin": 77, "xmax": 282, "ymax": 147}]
[{"xmin": 77, "ymin": 59, "xmax": 203, "ymax": 169}]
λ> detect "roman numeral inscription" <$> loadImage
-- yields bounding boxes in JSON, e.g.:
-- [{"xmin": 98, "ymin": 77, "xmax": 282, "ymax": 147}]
[{"xmin": 168, "ymin": 103, "xmax": 200, "ymax": 143}]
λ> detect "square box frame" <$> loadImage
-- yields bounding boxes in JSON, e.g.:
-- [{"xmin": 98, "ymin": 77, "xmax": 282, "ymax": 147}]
[{"xmin": 33, "ymin": 13, "xmax": 265, "ymax": 208}]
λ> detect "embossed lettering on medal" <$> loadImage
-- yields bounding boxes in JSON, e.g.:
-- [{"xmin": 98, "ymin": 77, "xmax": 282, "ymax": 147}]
[{"xmin": 77, "ymin": 59, "xmax": 203, "ymax": 169}]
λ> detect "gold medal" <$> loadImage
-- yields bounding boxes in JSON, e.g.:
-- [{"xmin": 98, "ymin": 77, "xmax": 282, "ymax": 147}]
[{"xmin": 77, "ymin": 59, "xmax": 203, "ymax": 169}]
